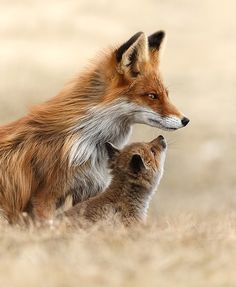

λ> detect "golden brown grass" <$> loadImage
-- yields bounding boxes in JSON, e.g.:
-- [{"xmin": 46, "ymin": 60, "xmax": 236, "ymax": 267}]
[{"xmin": 0, "ymin": 213, "xmax": 236, "ymax": 287}]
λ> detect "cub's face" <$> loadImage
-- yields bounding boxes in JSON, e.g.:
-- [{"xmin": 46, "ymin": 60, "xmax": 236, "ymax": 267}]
[{"xmin": 105, "ymin": 135, "xmax": 167, "ymax": 186}]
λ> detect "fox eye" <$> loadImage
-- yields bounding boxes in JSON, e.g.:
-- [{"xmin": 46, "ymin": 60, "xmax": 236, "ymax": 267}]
[
  {"xmin": 151, "ymin": 147, "xmax": 156, "ymax": 156},
  {"xmin": 147, "ymin": 93, "xmax": 159, "ymax": 100}
]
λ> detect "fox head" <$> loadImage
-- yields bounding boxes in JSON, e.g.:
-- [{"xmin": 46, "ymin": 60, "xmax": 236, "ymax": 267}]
[
  {"xmin": 105, "ymin": 135, "xmax": 167, "ymax": 187},
  {"xmin": 100, "ymin": 31, "xmax": 189, "ymax": 131}
]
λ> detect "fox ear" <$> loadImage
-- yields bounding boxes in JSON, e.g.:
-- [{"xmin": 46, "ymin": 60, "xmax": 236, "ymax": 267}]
[
  {"xmin": 148, "ymin": 31, "xmax": 166, "ymax": 61},
  {"xmin": 116, "ymin": 32, "xmax": 148, "ymax": 79},
  {"xmin": 148, "ymin": 31, "xmax": 165, "ymax": 50},
  {"xmin": 105, "ymin": 142, "xmax": 120, "ymax": 160},
  {"xmin": 130, "ymin": 154, "xmax": 146, "ymax": 173}
]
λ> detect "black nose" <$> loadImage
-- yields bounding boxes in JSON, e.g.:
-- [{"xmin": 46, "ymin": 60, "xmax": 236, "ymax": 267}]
[
  {"xmin": 181, "ymin": 117, "xmax": 190, "ymax": 127},
  {"xmin": 158, "ymin": 135, "xmax": 164, "ymax": 140}
]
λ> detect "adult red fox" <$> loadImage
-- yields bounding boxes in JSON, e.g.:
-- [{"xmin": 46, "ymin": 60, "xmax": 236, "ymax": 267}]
[{"xmin": 0, "ymin": 31, "xmax": 189, "ymax": 223}]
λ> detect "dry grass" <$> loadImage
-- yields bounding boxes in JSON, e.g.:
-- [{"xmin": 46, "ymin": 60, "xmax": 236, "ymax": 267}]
[
  {"xmin": 1, "ymin": 214, "xmax": 236, "ymax": 287},
  {"xmin": 1, "ymin": 0, "xmax": 236, "ymax": 286}
]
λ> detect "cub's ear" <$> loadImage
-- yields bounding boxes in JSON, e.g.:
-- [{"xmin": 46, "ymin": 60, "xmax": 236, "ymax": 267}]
[
  {"xmin": 148, "ymin": 31, "xmax": 166, "ymax": 62},
  {"xmin": 105, "ymin": 142, "xmax": 120, "ymax": 160},
  {"xmin": 116, "ymin": 32, "xmax": 149, "ymax": 79},
  {"xmin": 130, "ymin": 154, "xmax": 146, "ymax": 173}
]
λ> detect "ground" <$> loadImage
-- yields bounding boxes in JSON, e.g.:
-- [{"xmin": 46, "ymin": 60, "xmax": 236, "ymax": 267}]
[
  {"xmin": 1, "ymin": 214, "xmax": 236, "ymax": 287},
  {"xmin": 0, "ymin": 0, "xmax": 236, "ymax": 286}
]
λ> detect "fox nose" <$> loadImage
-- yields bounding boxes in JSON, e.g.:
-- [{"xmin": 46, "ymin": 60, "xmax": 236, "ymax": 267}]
[
  {"xmin": 158, "ymin": 135, "xmax": 167, "ymax": 149},
  {"xmin": 181, "ymin": 117, "xmax": 190, "ymax": 127}
]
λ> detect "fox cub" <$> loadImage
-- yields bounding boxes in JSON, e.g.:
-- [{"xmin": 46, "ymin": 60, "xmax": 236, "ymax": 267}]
[{"xmin": 63, "ymin": 135, "xmax": 167, "ymax": 227}]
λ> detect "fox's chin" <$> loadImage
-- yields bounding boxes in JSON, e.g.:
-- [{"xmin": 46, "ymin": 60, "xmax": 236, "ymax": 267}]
[
  {"xmin": 160, "ymin": 126, "xmax": 177, "ymax": 131},
  {"xmin": 147, "ymin": 118, "xmax": 178, "ymax": 131}
]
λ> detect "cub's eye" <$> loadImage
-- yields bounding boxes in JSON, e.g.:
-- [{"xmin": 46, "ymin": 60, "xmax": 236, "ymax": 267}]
[
  {"xmin": 147, "ymin": 93, "xmax": 158, "ymax": 100},
  {"xmin": 151, "ymin": 147, "xmax": 156, "ymax": 156}
]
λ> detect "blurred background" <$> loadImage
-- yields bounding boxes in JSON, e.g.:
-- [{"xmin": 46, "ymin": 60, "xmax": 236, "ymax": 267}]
[{"xmin": 0, "ymin": 0, "xmax": 235, "ymax": 216}]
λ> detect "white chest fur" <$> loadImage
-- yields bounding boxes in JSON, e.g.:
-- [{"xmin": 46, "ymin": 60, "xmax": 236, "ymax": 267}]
[{"xmin": 69, "ymin": 99, "xmax": 137, "ymax": 165}]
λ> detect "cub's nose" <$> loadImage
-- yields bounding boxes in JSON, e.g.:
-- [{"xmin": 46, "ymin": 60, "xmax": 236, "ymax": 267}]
[
  {"xmin": 158, "ymin": 135, "xmax": 167, "ymax": 149},
  {"xmin": 181, "ymin": 117, "xmax": 190, "ymax": 127}
]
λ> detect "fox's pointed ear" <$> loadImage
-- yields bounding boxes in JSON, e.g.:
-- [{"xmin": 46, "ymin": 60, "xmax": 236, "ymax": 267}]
[
  {"xmin": 148, "ymin": 31, "xmax": 165, "ymax": 50},
  {"xmin": 130, "ymin": 154, "xmax": 146, "ymax": 173},
  {"xmin": 105, "ymin": 142, "xmax": 120, "ymax": 160},
  {"xmin": 116, "ymin": 32, "xmax": 148, "ymax": 79},
  {"xmin": 148, "ymin": 31, "xmax": 166, "ymax": 62}
]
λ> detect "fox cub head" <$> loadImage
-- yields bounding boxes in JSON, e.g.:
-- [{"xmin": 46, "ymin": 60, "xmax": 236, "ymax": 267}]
[
  {"xmin": 105, "ymin": 135, "xmax": 167, "ymax": 189},
  {"xmin": 101, "ymin": 31, "xmax": 189, "ymax": 131}
]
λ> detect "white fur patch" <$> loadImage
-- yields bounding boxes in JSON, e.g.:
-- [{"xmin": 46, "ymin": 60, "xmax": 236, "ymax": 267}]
[
  {"xmin": 69, "ymin": 99, "xmax": 136, "ymax": 165},
  {"xmin": 160, "ymin": 115, "xmax": 183, "ymax": 130}
]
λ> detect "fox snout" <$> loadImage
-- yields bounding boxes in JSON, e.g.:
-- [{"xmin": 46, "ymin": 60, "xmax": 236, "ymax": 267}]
[
  {"xmin": 157, "ymin": 135, "xmax": 167, "ymax": 149},
  {"xmin": 154, "ymin": 114, "xmax": 190, "ymax": 131},
  {"xmin": 150, "ymin": 135, "xmax": 167, "ymax": 150}
]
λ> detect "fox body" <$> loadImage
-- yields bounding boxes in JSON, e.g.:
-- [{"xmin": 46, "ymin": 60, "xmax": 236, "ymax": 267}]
[
  {"xmin": 0, "ymin": 31, "xmax": 189, "ymax": 223},
  {"xmin": 63, "ymin": 135, "xmax": 167, "ymax": 226}
]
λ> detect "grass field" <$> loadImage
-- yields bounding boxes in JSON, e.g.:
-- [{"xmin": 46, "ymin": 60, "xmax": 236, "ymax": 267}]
[
  {"xmin": 0, "ymin": 0, "xmax": 236, "ymax": 286},
  {"xmin": 1, "ymin": 213, "xmax": 236, "ymax": 287}
]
